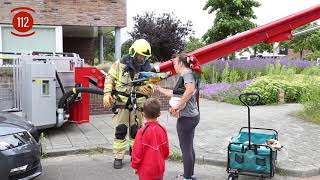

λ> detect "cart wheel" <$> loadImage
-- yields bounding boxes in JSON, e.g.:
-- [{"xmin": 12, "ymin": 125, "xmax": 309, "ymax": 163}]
[{"xmin": 228, "ymin": 174, "xmax": 238, "ymax": 180}]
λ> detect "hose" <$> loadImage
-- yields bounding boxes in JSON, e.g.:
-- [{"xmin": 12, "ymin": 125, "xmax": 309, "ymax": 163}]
[
  {"xmin": 55, "ymin": 71, "xmax": 65, "ymax": 95},
  {"xmin": 58, "ymin": 87, "xmax": 104, "ymax": 109},
  {"xmin": 65, "ymin": 93, "xmax": 79, "ymax": 112}
]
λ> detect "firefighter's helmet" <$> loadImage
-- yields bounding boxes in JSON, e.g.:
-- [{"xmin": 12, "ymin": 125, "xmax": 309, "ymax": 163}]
[{"xmin": 129, "ymin": 39, "xmax": 151, "ymax": 58}]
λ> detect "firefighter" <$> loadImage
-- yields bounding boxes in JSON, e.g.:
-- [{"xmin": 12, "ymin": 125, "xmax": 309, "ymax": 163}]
[{"xmin": 103, "ymin": 39, "xmax": 154, "ymax": 169}]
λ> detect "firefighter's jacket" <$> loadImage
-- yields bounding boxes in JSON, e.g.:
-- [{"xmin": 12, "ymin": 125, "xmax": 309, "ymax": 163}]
[{"xmin": 104, "ymin": 55, "xmax": 153, "ymax": 105}]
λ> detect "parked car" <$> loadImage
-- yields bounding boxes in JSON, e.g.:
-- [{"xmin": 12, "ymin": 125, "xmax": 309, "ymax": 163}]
[
  {"xmin": 239, "ymin": 56, "xmax": 251, "ymax": 60},
  {"xmin": 0, "ymin": 112, "xmax": 42, "ymax": 180}
]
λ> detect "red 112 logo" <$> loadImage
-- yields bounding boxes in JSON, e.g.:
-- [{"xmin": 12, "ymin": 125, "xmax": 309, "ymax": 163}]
[{"xmin": 11, "ymin": 7, "xmax": 35, "ymax": 37}]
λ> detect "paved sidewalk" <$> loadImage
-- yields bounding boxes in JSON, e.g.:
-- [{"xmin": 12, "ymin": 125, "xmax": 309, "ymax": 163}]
[
  {"xmin": 43, "ymin": 99, "xmax": 320, "ymax": 177},
  {"xmin": 37, "ymin": 154, "xmax": 314, "ymax": 180}
]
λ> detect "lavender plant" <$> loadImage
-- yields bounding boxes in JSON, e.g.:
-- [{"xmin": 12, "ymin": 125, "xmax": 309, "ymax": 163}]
[{"xmin": 202, "ymin": 58, "xmax": 315, "ymax": 83}]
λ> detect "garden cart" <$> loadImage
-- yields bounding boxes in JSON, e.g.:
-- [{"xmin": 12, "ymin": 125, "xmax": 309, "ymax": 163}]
[{"xmin": 227, "ymin": 92, "xmax": 279, "ymax": 180}]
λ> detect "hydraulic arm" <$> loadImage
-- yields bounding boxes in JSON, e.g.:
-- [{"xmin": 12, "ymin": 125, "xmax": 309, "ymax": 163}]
[
  {"xmin": 152, "ymin": 4, "xmax": 320, "ymax": 75},
  {"xmin": 69, "ymin": 4, "xmax": 320, "ymax": 124}
]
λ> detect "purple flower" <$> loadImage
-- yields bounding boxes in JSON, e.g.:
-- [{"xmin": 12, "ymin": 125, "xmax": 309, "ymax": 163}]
[
  {"xmin": 200, "ymin": 80, "xmax": 254, "ymax": 101},
  {"xmin": 204, "ymin": 58, "xmax": 315, "ymax": 73}
]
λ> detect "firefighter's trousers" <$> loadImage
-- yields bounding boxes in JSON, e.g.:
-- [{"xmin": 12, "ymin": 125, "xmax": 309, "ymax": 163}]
[{"xmin": 112, "ymin": 108, "xmax": 143, "ymax": 159}]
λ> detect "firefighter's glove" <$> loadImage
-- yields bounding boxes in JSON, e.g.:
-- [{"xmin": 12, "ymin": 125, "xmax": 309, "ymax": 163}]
[
  {"xmin": 139, "ymin": 84, "xmax": 154, "ymax": 96},
  {"xmin": 103, "ymin": 93, "xmax": 115, "ymax": 109}
]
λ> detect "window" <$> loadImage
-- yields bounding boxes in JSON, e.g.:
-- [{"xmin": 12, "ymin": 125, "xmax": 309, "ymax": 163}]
[
  {"xmin": 2, "ymin": 26, "xmax": 56, "ymax": 53},
  {"xmin": 41, "ymin": 80, "xmax": 50, "ymax": 96}
]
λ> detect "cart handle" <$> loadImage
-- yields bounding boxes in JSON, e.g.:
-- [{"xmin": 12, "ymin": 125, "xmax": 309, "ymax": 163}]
[
  {"xmin": 239, "ymin": 92, "xmax": 261, "ymax": 150},
  {"xmin": 239, "ymin": 92, "xmax": 261, "ymax": 106}
]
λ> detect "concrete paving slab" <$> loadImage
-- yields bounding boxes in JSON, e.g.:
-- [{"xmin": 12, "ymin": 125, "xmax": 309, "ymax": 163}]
[{"xmin": 43, "ymin": 99, "xmax": 320, "ymax": 177}]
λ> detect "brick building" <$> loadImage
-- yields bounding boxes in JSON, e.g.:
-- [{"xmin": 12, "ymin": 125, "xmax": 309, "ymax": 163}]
[
  {"xmin": 0, "ymin": 0, "xmax": 172, "ymax": 115},
  {"xmin": 0, "ymin": 0, "xmax": 126, "ymax": 64}
]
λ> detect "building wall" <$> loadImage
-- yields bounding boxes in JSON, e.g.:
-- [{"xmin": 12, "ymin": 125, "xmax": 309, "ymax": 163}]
[
  {"xmin": 0, "ymin": 0, "xmax": 126, "ymax": 27},
  {"xmin": 64, "ymin": 37, "xmax": 96, "ymax": 65},
  {"xmin": 287, "ymin": 49, "xmax": 312, "ymax": 60}
]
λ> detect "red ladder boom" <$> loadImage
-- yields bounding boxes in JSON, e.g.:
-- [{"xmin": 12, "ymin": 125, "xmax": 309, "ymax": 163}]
[{"xmin": 152, "ymin": 4, "xmax": 320, "ymax": 75}]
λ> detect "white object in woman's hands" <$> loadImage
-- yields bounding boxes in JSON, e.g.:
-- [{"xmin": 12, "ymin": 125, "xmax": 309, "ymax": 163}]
[
  {"xmin": 169, "ymin": 97, "xmax": 186, "ymax": 109},
  {"xmin": 169, "ymin": 97, "xmax": 186, "ymax": 118}
]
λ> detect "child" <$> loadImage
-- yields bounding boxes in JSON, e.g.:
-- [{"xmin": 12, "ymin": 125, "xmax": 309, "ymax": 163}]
[{"xmin": 131, "ymin": 98, "xmax": 170, "ymax": 180}]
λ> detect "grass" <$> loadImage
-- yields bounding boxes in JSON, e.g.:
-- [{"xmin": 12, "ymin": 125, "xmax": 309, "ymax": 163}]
[
  {"xmin": 39, "ymin": 132, "xmax": 48, "ymax": 159},
  {"xmin": 296, "ymin": 111, "xmax": 320, "ymax": 125},
  {"xmin": 84, "ymin": 147, "xmax": 106, "ymax": 156},
  {"xmin": 169, "ymin": 146, "xmax": 182, "ymax": 162},
  {"xmin": 298, "ymin": 81, "xmax": 320, "ymax": 124}
]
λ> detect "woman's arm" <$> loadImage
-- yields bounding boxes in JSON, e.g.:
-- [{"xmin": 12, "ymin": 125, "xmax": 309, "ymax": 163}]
[
  {"xmin": 156, "ymin": 85, "xmax": 173, "ymax": 97},
  {"xmin": 176, "ymin": 82, "xmax": 195, "ymax": 108}
]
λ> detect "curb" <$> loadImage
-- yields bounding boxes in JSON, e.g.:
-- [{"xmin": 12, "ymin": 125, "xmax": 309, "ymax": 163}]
[
  {"xmin": 46, "ymin": 146, "xmax": 320, "ymax": 178},
  {"xmin": 45, "ymin": 146, "xmax": 112, "ymax": 158},
  {"xmin": 276, "ymin": 166, "xmax": 320, "ymax": 178}
]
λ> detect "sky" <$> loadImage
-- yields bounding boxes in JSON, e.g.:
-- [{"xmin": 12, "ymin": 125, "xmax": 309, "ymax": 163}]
[{"xmin": 121, "ymin": 0, "xmax": 320, "ymax": 43}]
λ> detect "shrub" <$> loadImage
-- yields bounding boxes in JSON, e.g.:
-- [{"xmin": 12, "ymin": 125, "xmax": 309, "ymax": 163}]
[
  {"xmin": 299, "ymin": 82, "xmax": 320, "ymax": 124},
  {"xmin": 201, "ymin": 58, "xmax": 314, "ymax": 84},
  {"xmin": 301, "ymin": 66, "xmax": 320, "ymax": 76},
  {"xmin": 229, "ymin": 69, "xmax": 241, "ymax": 83},
  {"xmin": 221, "ymin": 63, "xmax": 230, "ymax": 82},
  {"xmin": 245, "ymin": 75, "xmax": 320, "ymax": 105},
  {"xmin": 245, "ymin": 78, "xmax": 282, "ymax": 105},
  {"xmin": 201, "ymin": 65, "xmax": 219, "ymax": 83}
]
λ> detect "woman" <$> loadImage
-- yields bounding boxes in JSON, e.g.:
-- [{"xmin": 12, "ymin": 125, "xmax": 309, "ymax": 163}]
[{"xmin": 156, "ymin": 54, "xmax": 200, "ymax": 180}]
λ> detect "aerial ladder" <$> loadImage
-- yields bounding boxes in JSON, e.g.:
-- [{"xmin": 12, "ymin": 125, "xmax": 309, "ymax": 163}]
[
  {"xmin": 67, "ymin": 4, "xmax": 320, "ymax": 125},
  {"xmin": 151, "ymin": 4, "xmax": 320, "ymax": 75},
  {"xmin": 3, "ymin": 4, "xmax": 318, "ymax": 128}
]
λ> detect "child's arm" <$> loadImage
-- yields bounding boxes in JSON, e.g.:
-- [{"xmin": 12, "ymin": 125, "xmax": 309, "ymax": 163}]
[{"xmin": 131, "ymin": 130, "xmax": 143, "ymax": 170}]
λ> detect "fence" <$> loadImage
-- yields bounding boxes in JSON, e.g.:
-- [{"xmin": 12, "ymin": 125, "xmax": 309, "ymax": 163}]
[{"xmin": 0, "ymin": 75, "xmax": 14, "ymax": 111}]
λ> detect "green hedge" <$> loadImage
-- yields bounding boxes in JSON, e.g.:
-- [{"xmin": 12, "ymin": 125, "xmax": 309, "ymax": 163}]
[
  {"xmin": 244, "ymin": 75, "xmax": 320, "ymax": 105},
  {"xmin": 298, "ymin": 81, "xmax": 320, "ymax": 124}
]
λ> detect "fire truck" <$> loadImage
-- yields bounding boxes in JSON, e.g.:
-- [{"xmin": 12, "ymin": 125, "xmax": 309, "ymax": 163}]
[{"xmin": 0, "ymin": 4, "xmax": 319, "ymax": 129}]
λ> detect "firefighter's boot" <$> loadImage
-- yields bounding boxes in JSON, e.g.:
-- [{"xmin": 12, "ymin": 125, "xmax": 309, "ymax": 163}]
[{"xmin": 113, "ymin": 158, "xmax": 123, "ymax": 169}]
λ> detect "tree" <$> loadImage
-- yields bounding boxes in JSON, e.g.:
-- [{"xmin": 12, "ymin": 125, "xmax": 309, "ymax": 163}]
[
  {"xmin": 129, "ymin": 12, "xmax": 193, "ymax": 62},
  {"xmin": 121, "ymin": 39, "xmax": 134, "ymax": 57},
  {"xmin": 94, "ymin": 28, "xmax": 116, "ymax": 64},
  {"xmin": 203, "ymin": 0, "xmax": 260, "ymax": 44},
  {"xmin": 104, "ymin": 31, "xmax": 115, "ymax": 61},
  {"xmin": 251, "ymin": 42, "xmax": 273, "ymax": 56},
  {"xmin": 241, "ymin": 42, "xmax": 273, "ymax": 56},
  {"xmin": 184, "ymin": 37, "xmax": 206, "ymax": 53},
  {"xmin": 305, "ymin": 51, "xmax": 320, "ymax": 61},
  {"xmin": 280, "ymin": 23, "xmax": 320, "ymax": 60}
]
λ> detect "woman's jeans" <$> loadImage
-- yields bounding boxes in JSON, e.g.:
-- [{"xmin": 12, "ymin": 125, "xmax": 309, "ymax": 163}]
[{"xmin": 177, "ymin": 114, "xmax": 200, "ymax": 179}]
